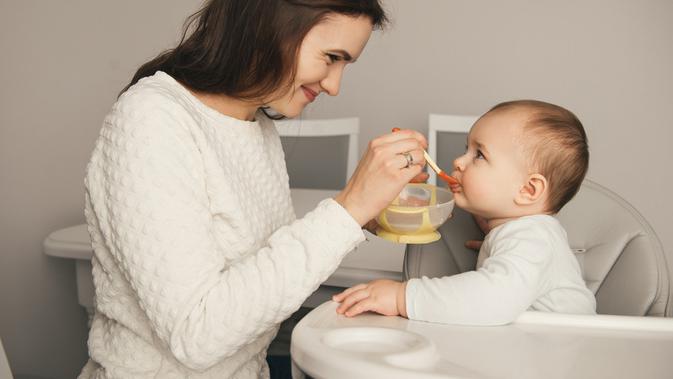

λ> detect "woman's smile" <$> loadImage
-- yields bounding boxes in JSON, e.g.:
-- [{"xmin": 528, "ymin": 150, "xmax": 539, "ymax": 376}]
[{"xmin": 301, "ymin": 86, "xmax": 318, "ymax": 102}]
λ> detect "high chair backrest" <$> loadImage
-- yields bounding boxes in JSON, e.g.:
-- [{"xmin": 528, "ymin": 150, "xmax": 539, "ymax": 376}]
[
  {"xmin": 404, "ymin": 179, "xmax": 672, "ymax": 317},
  {"xmin": 275, "ymin": 117, "xmax": 359, "ymax": 190},
  {"xmin": 427, "ymin": 114, "xmax": 479, "ymax": 185}
]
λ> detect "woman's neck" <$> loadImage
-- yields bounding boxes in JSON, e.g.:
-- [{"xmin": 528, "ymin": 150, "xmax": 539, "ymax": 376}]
[{"xmin": 189, "ymin": 89, "xmax": 260, "ymax": 121}]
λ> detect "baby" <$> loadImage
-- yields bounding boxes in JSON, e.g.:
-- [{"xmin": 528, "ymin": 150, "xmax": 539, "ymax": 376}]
[{"xmin": 333, "ymin": 100, "xmax": 596, "ymax": 325}]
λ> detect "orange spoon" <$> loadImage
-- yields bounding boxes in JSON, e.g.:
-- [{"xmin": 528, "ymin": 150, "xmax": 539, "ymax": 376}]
[{"xmin": 392, "ymin": 127, "xmax": 459, "ymax": 186}]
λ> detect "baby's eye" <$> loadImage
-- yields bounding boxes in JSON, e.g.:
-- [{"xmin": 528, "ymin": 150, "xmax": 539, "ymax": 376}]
[{"xmin": 475, "ymin": 149, "xmax": 485, "ymax": 160}]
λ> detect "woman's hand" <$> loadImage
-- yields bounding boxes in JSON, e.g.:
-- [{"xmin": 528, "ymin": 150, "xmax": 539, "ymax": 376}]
[
  {"xmin": 360, "ymin": 166, "xmax": 429, "ymax": 234},
  {"xmin": 333, "ymin": 280, "xmax": 408, "ymax": 317},
  {"xmin": 335, "ymin": 129, "xmax": 428, "ymax": 226},
  {"xmin": 362, "ymin": 219, "xmax": 380, "ymax": 234}
]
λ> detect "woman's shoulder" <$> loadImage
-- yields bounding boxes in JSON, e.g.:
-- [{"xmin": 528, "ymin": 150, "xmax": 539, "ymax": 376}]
[
  {"xmin": 88, "ymin": 74, "xmax": 205, "ymax": 184},
  {"xmin": 99, "ymin": 72, "xmax": 206, "ymax": 147},
  {"xmin": 112, "ymin": 71, "xmax": 193, "ymax": 119}
]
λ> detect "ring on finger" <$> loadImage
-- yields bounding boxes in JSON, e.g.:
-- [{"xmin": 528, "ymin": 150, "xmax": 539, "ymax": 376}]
[{"xmin": 402, "ymin": 152, "xmax": 414, "ymax": 168}]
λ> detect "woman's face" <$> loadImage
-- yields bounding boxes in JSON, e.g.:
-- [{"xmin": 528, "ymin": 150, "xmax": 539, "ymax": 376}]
[{"xmin": 267, "ymin": 14, "xmax": 374, "ymax": 118}]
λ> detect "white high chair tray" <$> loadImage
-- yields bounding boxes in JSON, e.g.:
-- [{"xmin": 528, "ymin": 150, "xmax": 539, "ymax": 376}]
[{"xmin": 291, "ymin": 301, "xmax": 673, "ymax": 379}]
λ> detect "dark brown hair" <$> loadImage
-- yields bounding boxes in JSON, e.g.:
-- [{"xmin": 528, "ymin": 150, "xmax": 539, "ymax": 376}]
[
  {"xmin": 488, "ymin": 100, "xmax": 589, "ymax": 213},
  {"xmin": 121, "ymin": 0, "xmax": 387, "ymax": 116}
]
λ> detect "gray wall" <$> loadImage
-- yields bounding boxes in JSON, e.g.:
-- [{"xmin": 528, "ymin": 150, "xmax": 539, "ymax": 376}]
[
  {"xmin": 0, "ymin": 0, "xmax": 671, "ymax": 377},
  {"xmin": 0, "ymin": 1, "xmax": 204, "ymax": 377}
]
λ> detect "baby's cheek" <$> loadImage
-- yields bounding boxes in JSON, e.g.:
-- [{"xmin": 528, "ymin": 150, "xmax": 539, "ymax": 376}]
[
  {"xmin": 453, "ymin": 192, "xmax": 467, "ymax": 208},
  {"xmin": 463, "ymin": 176, "xmax": 487, "ymax": 199},
  {"xmin": 465, "ymin": 176, "xmax": 500, "ymax": 208}
]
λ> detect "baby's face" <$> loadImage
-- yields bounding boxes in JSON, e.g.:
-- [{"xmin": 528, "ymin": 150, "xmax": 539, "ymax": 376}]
[{"xmin": 449, "ymin": 109, "xmax": 531, "ymax": 219}]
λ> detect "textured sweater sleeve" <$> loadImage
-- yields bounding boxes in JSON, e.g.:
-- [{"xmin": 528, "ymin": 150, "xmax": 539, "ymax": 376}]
[
  {"xmin": 85, "ymin": 97, "xmax": 365, "ymax": 370},
  {"xmin": 405, "ymin": 222, "xmax": 554, "ymax": 325}
]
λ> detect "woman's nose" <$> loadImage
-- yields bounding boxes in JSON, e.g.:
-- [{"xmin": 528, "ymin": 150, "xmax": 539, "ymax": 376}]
[{"xmin": 320, "ymin": 66, "xmax": 344, "ymax": 96}]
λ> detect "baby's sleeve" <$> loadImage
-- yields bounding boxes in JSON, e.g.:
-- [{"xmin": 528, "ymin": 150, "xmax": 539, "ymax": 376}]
[{"xmin": 405, "ymin": 223, "xmax": 554, "ymax": 325}]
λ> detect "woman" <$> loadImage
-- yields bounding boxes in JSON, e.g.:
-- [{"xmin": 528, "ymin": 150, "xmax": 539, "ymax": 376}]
[{"xmin": 81, "ymin": 0, "xmax": 428, "ymax": 377}]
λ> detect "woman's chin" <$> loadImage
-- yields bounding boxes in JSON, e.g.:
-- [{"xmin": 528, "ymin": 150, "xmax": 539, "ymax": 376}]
[
  {"xmin": 272, "ymin": 104, "xmax": 305, "ymax": 119},
  {"xmin": 283, "ymin": 111, "xmax": 301, "ymax": 119}
]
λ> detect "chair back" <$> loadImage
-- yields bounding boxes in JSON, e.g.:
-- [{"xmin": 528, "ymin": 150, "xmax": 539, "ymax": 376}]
[
  {"xmin": 427, "ymin": 114, "xmax": 478, "ymax": 185},
  {"xmin": 275, "ymin": 118, "xmax": 359, "ymax": 189}
]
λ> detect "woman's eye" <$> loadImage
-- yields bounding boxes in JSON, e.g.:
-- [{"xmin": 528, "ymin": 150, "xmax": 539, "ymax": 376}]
[{"xmin": 326, "ymin": 53, "xmax": 341, "ymax": 63}]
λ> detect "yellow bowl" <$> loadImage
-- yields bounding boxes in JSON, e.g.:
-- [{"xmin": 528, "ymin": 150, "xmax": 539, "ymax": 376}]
[{"xmin": 376, "ymin": 183, "xmax": 454, "ymax": 244}]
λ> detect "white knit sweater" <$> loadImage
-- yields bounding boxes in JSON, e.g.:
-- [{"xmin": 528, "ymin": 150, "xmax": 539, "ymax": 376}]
[{"xmin": 80, "ymin": 71, "xmax": 365, "ymax": 378}]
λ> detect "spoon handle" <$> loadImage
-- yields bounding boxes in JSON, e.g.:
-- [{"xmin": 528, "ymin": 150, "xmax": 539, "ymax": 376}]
[{"xmin": 422, "ymin": 150, "xmax": 442, "ymax": 176}]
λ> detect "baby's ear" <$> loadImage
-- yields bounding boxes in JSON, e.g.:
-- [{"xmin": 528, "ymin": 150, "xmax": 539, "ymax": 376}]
[{"xmin": 515, "ymin": 173, "xmax": 548, "ymax": 206}]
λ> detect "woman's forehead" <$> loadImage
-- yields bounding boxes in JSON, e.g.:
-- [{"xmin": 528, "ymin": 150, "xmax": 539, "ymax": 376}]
[{"xmin": 304, "ymin": 14, "xmax": 373, "ymax": 57}]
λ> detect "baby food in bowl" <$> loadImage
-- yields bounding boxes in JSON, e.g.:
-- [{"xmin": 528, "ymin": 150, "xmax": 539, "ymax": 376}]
[{"xmin": 376, "ymin": 183, "xmax": 454, "ymax": 244}]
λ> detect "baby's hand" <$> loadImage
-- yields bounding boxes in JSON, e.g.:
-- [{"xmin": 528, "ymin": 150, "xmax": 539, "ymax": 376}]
[{"xmin": 332, "ymin": 280, "xmax": 407, "ymax": 318}]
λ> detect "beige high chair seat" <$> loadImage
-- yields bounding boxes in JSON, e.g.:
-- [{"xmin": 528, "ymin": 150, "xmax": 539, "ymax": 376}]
[{"xmin": 404, "ymin": 179, "xmax": 672, "ymax": 317}]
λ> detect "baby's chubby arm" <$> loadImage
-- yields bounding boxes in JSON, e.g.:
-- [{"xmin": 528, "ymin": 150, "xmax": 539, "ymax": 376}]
[
  {"xmin": 333, "ymin": 222, "xmax": 553, "ymax": 322},
  {"xmin": 333, "ymin": 279, "xmax": 408, "ymax": 318},
  {"xmin": 406, "ymin": 228, "xmax": 554, "ymax": 325}
]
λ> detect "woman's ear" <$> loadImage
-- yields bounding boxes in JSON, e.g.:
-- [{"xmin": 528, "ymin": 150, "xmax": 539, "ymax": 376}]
[{"xmin": 515, "ymin": 173, "xmax": 548, "ymax": 206}]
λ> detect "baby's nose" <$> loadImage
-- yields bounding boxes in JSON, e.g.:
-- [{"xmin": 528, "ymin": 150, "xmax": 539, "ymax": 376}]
[{"xmin": 453, "ymin": 156, "xmax": 465, "ymax": 171}]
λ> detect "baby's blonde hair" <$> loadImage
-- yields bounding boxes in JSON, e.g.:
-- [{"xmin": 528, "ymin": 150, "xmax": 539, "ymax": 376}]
[{"xmin": 488, "ymin": 100, "xmax": 589, "ymax": 213}]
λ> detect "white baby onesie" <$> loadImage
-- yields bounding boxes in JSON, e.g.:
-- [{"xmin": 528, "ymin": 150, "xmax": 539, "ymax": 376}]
[{"xmin": 406, "ymin": 215, "xmax": 596, "ymax": 325}]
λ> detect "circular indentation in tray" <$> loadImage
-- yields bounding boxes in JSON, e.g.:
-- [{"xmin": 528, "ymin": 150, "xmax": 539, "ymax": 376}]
[{"xmin": 322, "ymin": 327, "xmax": 427, "ymax": 354}]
